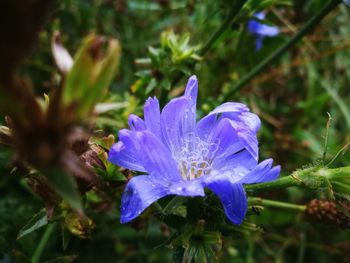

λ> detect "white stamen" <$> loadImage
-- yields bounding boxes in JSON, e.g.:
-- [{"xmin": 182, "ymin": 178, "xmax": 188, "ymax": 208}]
[{"xmin": 172, "ymin": 134, "xmax": 218, "ymax": 180}]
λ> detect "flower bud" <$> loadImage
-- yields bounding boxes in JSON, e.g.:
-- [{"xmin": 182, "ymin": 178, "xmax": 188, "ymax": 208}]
[{"xmin": 305, "ymin": 199, "xmax": 350, "ymax": 228}]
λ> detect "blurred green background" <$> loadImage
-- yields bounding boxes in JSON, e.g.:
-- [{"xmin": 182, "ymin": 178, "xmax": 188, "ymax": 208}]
[{"xmin": 1, "ymin": 0, "xmax": 349, "ymax": 262}]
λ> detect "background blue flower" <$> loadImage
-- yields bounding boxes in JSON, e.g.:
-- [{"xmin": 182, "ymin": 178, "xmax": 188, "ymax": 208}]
[
  {"xmin": 248, "ymin": 11, "xmax": 280, "ymax": 51},
  {"xmin": 109, "ymin": 75, "xmax": 280, "ymax": 225}
]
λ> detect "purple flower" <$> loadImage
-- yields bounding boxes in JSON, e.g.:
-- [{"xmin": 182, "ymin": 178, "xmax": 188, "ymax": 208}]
[
  {"xmin": 248, "ymin": 11, "xmax": 279, "ymax": 51},
  {"xmin": 108, "ymin": 76, "xmax": 280, "ymax": 224}
]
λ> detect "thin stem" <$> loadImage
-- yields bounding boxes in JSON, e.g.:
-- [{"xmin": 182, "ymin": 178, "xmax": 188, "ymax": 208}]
[
  {"xmin": 31, "ymin": 223, "xmax": 55, "ymax": 263},
  {"xmin": 171, "ymin": 0, "xmax": 247, "ymax": 87},
  {"xmin": 327, "ymin": 141, "xmax": 349, "ymax": 166},
  {"xmin": 322, "ymin": 113, "xmax": 332, "ymax": 163},
  {"xmin": 199, "ymin": 0, "xmax": 247, "ymax": 57},
  {"xmin": 245, "ymin": 166, "xmax": 350, "ymax": 194},
  {"xmin": 223, "ymin": 0, "xmax": 342, "ymax": 100},
  {"xmin": 249, "ymin": 197, "xmax": 306, "ymax": 212}
]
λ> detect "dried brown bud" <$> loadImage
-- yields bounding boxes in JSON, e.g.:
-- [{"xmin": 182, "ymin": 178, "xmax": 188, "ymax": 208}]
[
  {"xmin": 81, "ymin": 149, "xmax": 106, "ymax": 171},
  {"xmin": 26, "ymin": 174, "xmax": 58, "ymax": 219},
  {"xmin": 305, "ymin": 199, "xmax": 350, "ymax": 228}
]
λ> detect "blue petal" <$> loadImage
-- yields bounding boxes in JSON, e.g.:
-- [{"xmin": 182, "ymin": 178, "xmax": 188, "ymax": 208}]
[
  {"xmin": 212, "ymin": 150, "xmax": 258, "ymax": 181},
  {"xmin": 239, "ymin": 159, "xmax": 280, "ymax": 184},
  {"xmin": 120, "ymin": 175, "xmax": 171, "ymax": 223},
  {"xmin": 120, "ymin": 175, "xmax": 206, "ymax": 223},
  {"xmin": 185, "ymin": 75, "xmax": 198, "ymax": 103},
  {"xmin": 196, "ymin": 114, "xmax": 217, "ymax": 141},
  {"xmin": 196, "ymin": 102, "xmax": 249, "ymax": 142},
  {"xmin": 128, "ymin": 114, "xmax": 146, "ymax": 131},
  {"xmin": 108, "ymin": 129, "xmax": 145, "ymax": 172},
  {"xmin": 144, "ymin": 97, "xmax": 161, "ymax": 138},
  {"xmin": 221, "ymin": 112, "xmax": 261, "ymax": 135},
  {"xmin": 206, "ymin": 118, "xmax": 244, "ymax": 160},
  {"xmin": 221, "ymin": 111, "xmax": 261, "ymax": 134},
  {"xmin": 202, "ymin": 116, "xmax": 259, "ymax": 161},
  {"xmin": 248, "ymin": 11, "xmax": 279, "ymax": 51},
  {"xmin": 248, "ymin": 20, "xmax": 261, "ymax": 34},
  {"xmin": 239, "ymin": 112, "xmax": 261, "ymax": 133},
  {"xmin": 255, "ymin": 24, "xmax": 279, "ymax": 37},
  {"xmin": 160, "ymin": 97, "xmax": 189, "ymax": 153},
  {"xmin": 228, "ymin": 119, "xmax": 259, "ymax": 160},
  {"xmin": 205, "ymin": 175, "xmax": 247, "ymax": 224},
  {"xmin": 197, "ymin": 102, "xmax": 260, "ymax": 160},
  {"xmin": 135, "ymin": 131, "xmax": 181, "ymax": 182},
  {"xmin": 169, "ymin": 179, "xmax": 205, "ymax": 197},
  {"xmin": 248, "ymin": 12, "xmax": 279, "ymax": 37},
  {"xmin": 182, "ymin": 75, "xmax": 198, "ymax": 146},
  {"xmin": 208, "ymin": 102, "xmax": 249, "ymax": 115}
]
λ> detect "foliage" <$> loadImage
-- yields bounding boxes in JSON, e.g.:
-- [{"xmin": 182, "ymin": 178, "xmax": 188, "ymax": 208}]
[{"xmin": 0, "ymin": 0, "xmax": 349, "ymax": 262}]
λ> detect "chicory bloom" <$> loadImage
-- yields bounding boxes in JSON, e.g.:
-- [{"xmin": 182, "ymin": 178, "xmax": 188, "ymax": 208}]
[
  {"xmin": 248, "ymin": 11, "xmax": 279, "ymax": 51},
  {"xmin": 109, "ymin": 76, "xmax": 280, "ymax": 225}
]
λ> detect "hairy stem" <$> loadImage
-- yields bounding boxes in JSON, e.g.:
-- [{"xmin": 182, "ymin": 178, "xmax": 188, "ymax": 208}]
[
  {"xmin": 245, "ymin": 174, "xmax": 303, "ymax": 193},
  {"xmin": 245, "ymin": 165, "xmax": 350, "ymax": 194},
  {"xmin": 224, "ymin": 0, "xmax": 342, "ymax": 100}
]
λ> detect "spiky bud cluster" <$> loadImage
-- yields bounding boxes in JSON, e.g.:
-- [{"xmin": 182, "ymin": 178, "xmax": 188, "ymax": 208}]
[{"xmin": 305, "ymin": 199, "xmax": 350, "ymax": 228}]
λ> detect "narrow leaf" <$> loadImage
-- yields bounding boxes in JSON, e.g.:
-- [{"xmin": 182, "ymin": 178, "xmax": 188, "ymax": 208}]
[{"xmin": 17, "ymin": 209, "xmax": 48, "ymax": 239}]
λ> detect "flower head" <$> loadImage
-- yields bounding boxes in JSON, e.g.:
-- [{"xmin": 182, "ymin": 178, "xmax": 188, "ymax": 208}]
[
  {"xmin": 108, "ymin": 76, "xmax": 280, "ymax": 224},
  {"xmin": 248, "ymin": 11, "xmax": 279, "ymax": 51}
]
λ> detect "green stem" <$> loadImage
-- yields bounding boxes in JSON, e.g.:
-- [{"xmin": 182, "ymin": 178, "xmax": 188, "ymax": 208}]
[
  {"xmin": 31, "ymin": 223, "xmax": 55, "ymax": 263},
  {"xmin": 170, "ymin": 0, "xmax": 247, "ymax": 87},
  {"xmin": 223, "ymin": 0, "xmax": 342, "ymax": 100},
  {"xmin": 245, "ymin": 166, "xmax": 350, "ymax": 194},
  {"xmin": 249, "ymin": 197, "xmax": 306, "ymax": 212},
  {"xmin": 245, "ymin": 174, "xmax": 303, "ymax": 194},
  {"xmin": 324, "ymin": 166, "xmax": 350, "ymax": 179},
  {"xmin": 199, "ymin": 0, "xmax": 247, "ymax": 57}
]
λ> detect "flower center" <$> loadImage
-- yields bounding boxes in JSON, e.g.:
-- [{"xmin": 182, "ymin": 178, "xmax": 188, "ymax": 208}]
[{"xmin": 173, "ymin": 135, "xmax": 218, "ymax": 181}]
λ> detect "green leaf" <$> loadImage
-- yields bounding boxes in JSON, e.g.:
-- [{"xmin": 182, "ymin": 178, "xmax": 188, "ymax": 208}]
[
  {"xmin": 17, "ymin": 209, "xmax": 48, "ymax": 239},
  {"xmin": 61, "ymin": 226, "xmax": 71, "ymax": 251},
  {"xmin": 145, "ymin": 78, "xmax": 157, "ymax": 94},
  {"xmin": 45, "ymin": 169, "xmax": 82, "ymax": 212}
]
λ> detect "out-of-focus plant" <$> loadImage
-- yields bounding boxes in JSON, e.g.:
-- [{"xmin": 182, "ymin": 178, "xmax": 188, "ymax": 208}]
[
  {"xmin": 132, "ymin": 30, "xmax": 201, "ymax": 97},
  {"xmin": 0, "ymin": 29, "xmax": 122, "ymax": 244},
  {"xmin": 248, "ymin": 11, "xmax": 280, "ymax": 51},
  {"xmin": 1, "ymin": 0, "xmax": 350, "ymax": 262}
]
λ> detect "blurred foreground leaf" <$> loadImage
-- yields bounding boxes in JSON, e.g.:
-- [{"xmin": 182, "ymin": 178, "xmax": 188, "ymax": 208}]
[
  {"xmin": 63, "ymin": 33, "xmax": 121, "ymax": 120},
  {"xmin": 45, "ymin": 169, "xmax": 82, "ymax": 212}
]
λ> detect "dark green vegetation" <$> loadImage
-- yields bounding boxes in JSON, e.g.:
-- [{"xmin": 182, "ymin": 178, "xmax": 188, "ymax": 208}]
[{"xmin": 0, "ymin": 0, "xmax": 349, "ymax": 262}]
